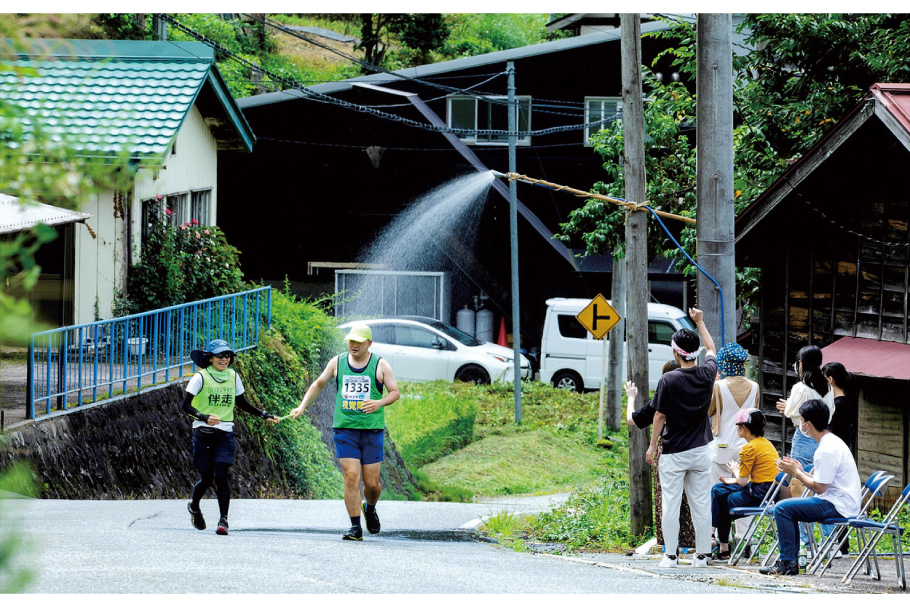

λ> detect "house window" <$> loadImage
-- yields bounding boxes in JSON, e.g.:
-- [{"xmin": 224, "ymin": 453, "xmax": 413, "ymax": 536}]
[
  {"xmin": 191, "ymin": 189, "xmax": 211, "ymax": 226},
  {"xmin": 166, "ymin": 193, "xmax": 188, "ymax": 227},
  {"xmin": 584, "ymin": 97, "xmax": 622, "ymax": 145},
  {"xmin": 447, "ymin": 95, "xmax": 532, "ymax": 145}
]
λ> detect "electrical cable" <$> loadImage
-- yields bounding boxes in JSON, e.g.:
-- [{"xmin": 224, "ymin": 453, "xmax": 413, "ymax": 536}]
[{"xmin": 161, "ymin": 14, "xmax": 621, "ymax": 139}]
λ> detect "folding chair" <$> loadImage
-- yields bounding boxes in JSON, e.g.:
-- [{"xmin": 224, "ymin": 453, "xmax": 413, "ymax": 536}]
[
  {"xmin": 808, "ymin": 470, "xmax": 893, "ymax": 576},
  {"xmin": 728, "ymin": 471, "xmax": 791, "ymax": 566},
  {"xmin": 746, "ymin": 464, "xmax": 818, "ymax": 568},
  {"xmin": 842, "ymin": 481, "xmax": 910, "ymax": 590}
]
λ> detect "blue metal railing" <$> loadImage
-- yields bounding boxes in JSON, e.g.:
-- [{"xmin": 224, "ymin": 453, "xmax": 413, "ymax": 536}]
[{"xmin": 26, "ymin": 286, "xmax": 272, "ymax": 420}]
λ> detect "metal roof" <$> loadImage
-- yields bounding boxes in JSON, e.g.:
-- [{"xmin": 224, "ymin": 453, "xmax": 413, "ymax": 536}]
[
  {"xmin": 820, "ymin": 336, "xmax": 910, "ymax": 381},
  {"xmin": 870, "ymin": 83, "xmax": 910, "ymax": 134},
  {"xmin": 0, "ymin": 38, "xmax": 255, "ymax": 160},
  {"xmin": 0, "ymin": 192, "xmax": 92, "ymax": 235},
  {"xmin": 239, "ymin": 20, "xmax": 672, "ymax": 109}
]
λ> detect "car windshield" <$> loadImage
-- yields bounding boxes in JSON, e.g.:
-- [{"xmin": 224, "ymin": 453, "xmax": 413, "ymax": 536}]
[
  {"xmin": 676, "ymin": 316, "xmax": 696, "ymax": 331},
  {"xmin": 418, "ymin": 319, "xmax": 484, "ymax": 347}
]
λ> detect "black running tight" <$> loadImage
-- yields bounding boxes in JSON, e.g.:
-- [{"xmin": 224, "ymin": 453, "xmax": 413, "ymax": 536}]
[{"xmin": 190, "ymin": 462, "xmax": 231, "ymax": 518}]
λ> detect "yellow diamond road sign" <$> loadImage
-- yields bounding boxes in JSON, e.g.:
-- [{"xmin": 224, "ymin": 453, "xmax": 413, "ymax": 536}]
[{"xmin": 576, "ymin": 294, "xmax": 621, "ymax": 340}]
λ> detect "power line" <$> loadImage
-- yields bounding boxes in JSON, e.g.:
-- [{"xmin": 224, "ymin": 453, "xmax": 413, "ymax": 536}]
[{"xmin": 161, "ymin": 14, "xmax": 621, "ymax": 139}]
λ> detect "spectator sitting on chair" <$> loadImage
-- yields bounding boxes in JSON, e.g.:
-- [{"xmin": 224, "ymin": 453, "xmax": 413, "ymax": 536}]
[
  {"xmin": 710, "ymin": 407, "xmax": 779, "ymax": 561},
  {"xmin": 760, "ymin": 399, "xmax": 862, "ymax": 576}
]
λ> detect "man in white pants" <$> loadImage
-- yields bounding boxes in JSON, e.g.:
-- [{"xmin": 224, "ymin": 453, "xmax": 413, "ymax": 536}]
[{"xmin": 647, "ymin": 308, "xmax": 717, "ymax": 568}]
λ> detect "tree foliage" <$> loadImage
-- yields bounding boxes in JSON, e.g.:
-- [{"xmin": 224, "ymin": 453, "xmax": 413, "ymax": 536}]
[{"xmin": 557, "ymin": 14, "xmax": 910, "ymax": 327}]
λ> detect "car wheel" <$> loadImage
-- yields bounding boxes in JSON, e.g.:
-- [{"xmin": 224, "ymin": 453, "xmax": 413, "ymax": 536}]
[
  {"xmin": 455, "ymin": 364, "xmax": 491, "ymax": 385},
  {"xmin": 552, "ymin": 370, "xmax": 583, "ymax": 392}
]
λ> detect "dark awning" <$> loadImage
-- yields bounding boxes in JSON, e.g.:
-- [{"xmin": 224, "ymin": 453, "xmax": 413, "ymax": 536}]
[{"xmin": 821, "ymin": 336, "xmax": 910, "ymax": 381}]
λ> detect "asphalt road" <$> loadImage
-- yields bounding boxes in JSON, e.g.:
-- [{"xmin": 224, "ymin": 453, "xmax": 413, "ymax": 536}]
[{"xmin": 1, "ymin": 495, "xmax": 756, "ymax": 594}]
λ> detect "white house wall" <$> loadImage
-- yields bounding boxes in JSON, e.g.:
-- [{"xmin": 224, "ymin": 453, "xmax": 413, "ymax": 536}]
[
  {"xmin": 73, "ymin": 105, "xmax": 219, "ymax": 325},
  {"xmin": 73, "ymin": 188, "xmax": 124, "ymax": 325},
  {"xmin": 131, "ymin": 105, "xmax": 219, "ymax": 266}
]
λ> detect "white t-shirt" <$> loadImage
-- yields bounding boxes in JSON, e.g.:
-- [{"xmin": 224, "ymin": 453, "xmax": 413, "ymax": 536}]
[
  {"xmin": 186, "ymin": 371, "xmax": 245, "ymax": 432},
  {"xmin": 784, "ymin": 382, "xmax": 835, "ymax": 437},
  {"xmin": 812, "ymin": 432, "xmax": 861, "ymax": 517}
]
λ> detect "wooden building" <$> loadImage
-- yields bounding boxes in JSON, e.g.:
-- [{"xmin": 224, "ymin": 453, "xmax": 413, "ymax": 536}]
[
  {"xmin": 736, "ymin": 84, "xmax": 910, "ymax": 500},
  {"xmin": 218, "ymin": 22, "xmax": 691, "ymax": 344}
]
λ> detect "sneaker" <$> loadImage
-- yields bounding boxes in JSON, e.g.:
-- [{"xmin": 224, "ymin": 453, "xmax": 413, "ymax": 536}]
[
  {"xmin": 362, "ymin": 501, "xmax": 381, "ymax": 535},
  {"xmin": 187, "ymin": 502, "xmax": 205, "ymax": 530},
  {"xmin": 714, "ymin": 550, "xmax": 731, "ymax": 562},
  {"xmin": 216, "ymin": 517, "xmax": 229, "ymax": 536},
  {"xmin": 342, "ymin": 526, "xmax": 363, "ymax": 541},
  {"xmin": 658, "ymin": 554, "xmax": 678, "ymax": 568},
  {"xmin": 760, "ymin": 560, "xmax": 799, "ymax": 576},
  {"xmin": 693, "ymin": 553, "xmax": 710, "ymax": 568}
]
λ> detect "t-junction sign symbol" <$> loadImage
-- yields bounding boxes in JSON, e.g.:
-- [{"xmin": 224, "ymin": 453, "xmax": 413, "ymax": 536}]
[{"xmin": 575, "ymin": 294, "xmax": 621, "ymax": 340}]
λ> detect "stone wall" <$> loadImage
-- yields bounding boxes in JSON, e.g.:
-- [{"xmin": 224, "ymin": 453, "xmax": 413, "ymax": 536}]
[{"xmin": 0, "ymin": 379, "xmax": 416, "ymax": 500}]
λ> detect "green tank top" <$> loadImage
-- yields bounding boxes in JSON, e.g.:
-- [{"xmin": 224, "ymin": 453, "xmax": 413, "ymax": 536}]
[
  {"xmin": 191, "ymin": 368, "xmax": 237, "ymax": 422},
  {"xmin": 334, "ymin": 352, "xmax": 384, "ymax": 430}
]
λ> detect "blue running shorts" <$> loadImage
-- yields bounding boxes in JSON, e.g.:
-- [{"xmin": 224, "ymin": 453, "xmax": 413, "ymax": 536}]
[{"xmin": 333, "ymin": 428, "xmax": 384, "ymax": 464}]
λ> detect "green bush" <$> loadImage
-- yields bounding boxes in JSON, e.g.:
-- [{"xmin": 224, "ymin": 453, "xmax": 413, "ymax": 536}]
[
  {"xmin": 269, "ymin": 284, "xmax": 344, "ymax": 378},
  {"xmin": 122, "ymin": 207, "xmax": 245, "ymax": 314},
  {"xmin": 235, "ymin": 330, "xmax": 341, "ymax": 499},
  {"xmin": 385, "ymin": 381, "xmax": 478, "ymax": 468}
]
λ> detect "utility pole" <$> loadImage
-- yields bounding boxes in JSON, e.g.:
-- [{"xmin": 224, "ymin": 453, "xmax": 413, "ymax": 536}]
[
  {"xmin": 696, "ymin": 14, "xmax": 735, "ymax": 347},
  {"xmin": 620, "ymin": 14, "xmax": 651, "ymax": 537},
  {"xmin": 507, "ymin": 61, "xmax": 522, "ymax": 424},
  {"xmin": 154, "ymin": 14, "xmax": 168, "ymax": 41},
  {"xmin": 605, "ymin": 256, "xmax": 625, "ymax": 429}
]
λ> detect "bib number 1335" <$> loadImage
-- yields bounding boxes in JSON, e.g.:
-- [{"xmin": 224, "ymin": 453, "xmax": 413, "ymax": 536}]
[{"xmin": 342, "ymin": 375, "xmax": 371, "ymax": 411}]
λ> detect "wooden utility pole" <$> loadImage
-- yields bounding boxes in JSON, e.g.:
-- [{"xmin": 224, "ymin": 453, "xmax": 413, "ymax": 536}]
[
  {"xmin": 620, "ymin": 14, "xmax": 652, "ymax": 537},
  {"xmin": 605, "ymin": 255, "xmax": 625, "ymax": 429},
  {"xmin": 695, "ymin": 14, "xmax": 735, "ymax": 346}
]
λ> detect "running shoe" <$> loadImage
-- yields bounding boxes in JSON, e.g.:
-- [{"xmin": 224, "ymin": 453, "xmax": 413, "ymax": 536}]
[
  {"xmin": 693, "ymin": 553, "xmax": 710, "ymax": 567},
  {"xmin": 342, "ymin": 526, "xmax": 363, "ymax": 541},
  {"xmin": 362, "ymin": 501, "xmax": 381, "ymax": 535},
  {"xmin": 658, "ymin": 554, "xmax": 678, "ymax": 568},
  {"xmin": 216, "ymin": 516, "xmax": 229, "ymax": 536},
  {"xmin": 188, "ymin": 502, "xmax": 206, "ymax": 530}
]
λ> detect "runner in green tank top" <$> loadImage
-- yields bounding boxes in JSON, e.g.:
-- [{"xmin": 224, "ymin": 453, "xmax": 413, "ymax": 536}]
[{"xmin": 290, "ymin": 323, "xmax": 400, "ymax": 541}]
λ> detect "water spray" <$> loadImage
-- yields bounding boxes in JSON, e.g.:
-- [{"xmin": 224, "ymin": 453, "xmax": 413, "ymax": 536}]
[{"xmin": 492, "ymin": 169, "xmax": 728, "ymax": 345}]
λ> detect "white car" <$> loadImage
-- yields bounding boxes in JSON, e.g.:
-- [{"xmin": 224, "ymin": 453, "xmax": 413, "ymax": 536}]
[{"xmin": 338, "ymin": 316, "xmax": 531, "ymax": 384}]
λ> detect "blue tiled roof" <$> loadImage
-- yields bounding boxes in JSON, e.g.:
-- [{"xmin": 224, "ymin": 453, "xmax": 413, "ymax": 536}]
[{"xmin": 0, "ymin": 39, "xmax": 254, "ymax": 159}]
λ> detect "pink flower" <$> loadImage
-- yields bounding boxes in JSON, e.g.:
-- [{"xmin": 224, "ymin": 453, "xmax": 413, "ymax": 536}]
[
  {"xmin": 191, "ymin": 218, "xmax": 199, "ymax": 225},
  {"xmin": 204, "ymin": 229, "xmax": 210, "ymax": 235},
  {"xmin": 155, "ymin": 194, "xmax": 163, "ymax": 201},
  {"xmin": 195, "ymin": 232, "xmax": 201, "ymax": 239},
  {"xmin": 165, "ymin": 208, "xmax": 172, "ymax": 216},
  {"xmin": 180, "ymin": 225, "xmax": 186, "ymax": 231}
]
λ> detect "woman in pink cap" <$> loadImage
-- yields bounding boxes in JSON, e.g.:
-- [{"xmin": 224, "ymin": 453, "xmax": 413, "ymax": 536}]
[{"xmin": 709, "ymin": 408, "xmax": 779, "ymax": 560}]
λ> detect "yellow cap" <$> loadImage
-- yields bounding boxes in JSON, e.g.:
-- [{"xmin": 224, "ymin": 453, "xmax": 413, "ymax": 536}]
[{"xmin": 344, "ymin": 323, "xmax": 372, "ymax": 343}]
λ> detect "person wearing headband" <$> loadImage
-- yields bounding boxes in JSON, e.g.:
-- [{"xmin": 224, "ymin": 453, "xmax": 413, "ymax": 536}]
[{"xmin": 647, "ymin": 307, "xmax": 717, "ymax": 568}]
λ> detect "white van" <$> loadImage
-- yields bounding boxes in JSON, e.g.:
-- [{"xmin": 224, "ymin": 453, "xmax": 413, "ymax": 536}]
[{"xmin": 540, "ymin": 298, "xmax": 696, "ymax": 392}]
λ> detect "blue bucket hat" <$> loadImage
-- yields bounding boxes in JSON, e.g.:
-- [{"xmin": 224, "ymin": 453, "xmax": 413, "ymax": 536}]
[
  {"xmin": 717, "ymin": 343, "xmax": 748, "ymax": 377},
  {"xmin": 190, "ymin": 339, "xmax": 235, "ymax": 368}
]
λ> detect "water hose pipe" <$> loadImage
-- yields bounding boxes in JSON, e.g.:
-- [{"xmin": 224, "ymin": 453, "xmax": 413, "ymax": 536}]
[{"xmin": 493, "ymin": 170, "xmax": 726, "ymax": 345}]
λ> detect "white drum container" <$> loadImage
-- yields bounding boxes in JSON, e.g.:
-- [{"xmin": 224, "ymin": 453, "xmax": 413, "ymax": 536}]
[
  {"xmin": 456, "ymin": 306, "xmax": 476, "ymax": 338},
  {"xmin": 475, "ymin": 308, "xmax": 494, "ymax": 343}
]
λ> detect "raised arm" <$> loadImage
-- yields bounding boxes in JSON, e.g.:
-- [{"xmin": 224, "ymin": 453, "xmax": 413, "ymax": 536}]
[{"xmin": 689, "ymin": 308, "xmax": 716, "ymax": 358}]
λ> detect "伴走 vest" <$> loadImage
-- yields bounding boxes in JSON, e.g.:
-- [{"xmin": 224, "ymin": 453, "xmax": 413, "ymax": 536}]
[{"xmin": 191, "ymin": 367, "xmax": 237, "ymax": 422}]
